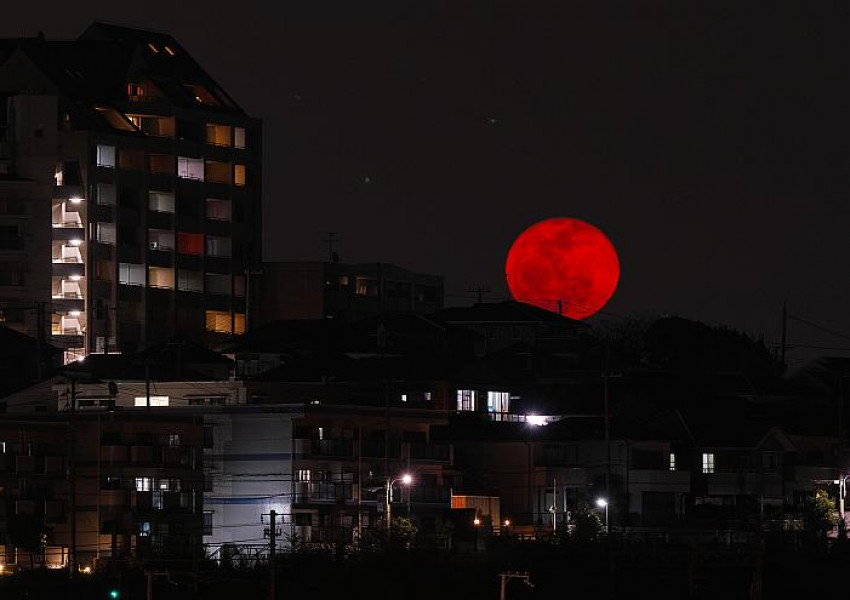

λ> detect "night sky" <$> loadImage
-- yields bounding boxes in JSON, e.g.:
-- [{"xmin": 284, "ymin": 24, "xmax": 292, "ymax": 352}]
[{"xmin": 5, "ymin": 4, "xmax": 850, "ymax": 368}]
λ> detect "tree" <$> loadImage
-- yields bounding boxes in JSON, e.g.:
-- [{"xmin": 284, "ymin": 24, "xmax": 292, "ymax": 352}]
[
  {"xmin": 389, "ymin": 517, "xmax": 417, "ymax": 549},
  {"xmin": 801, "ymin": 489, "xmax": 837, "ymax": 541},
  {"xmin": 570, "ymin": 503, "xmax": 603, "ymax": 544}
]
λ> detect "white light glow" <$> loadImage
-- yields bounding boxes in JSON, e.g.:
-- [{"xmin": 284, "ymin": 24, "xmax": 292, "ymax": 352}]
[
  {"xmin": 69, "ymin": 311, "xmax": 81, "ymax": 317},
  {"xmin": 401, "ymin": 473, "xmax": 413, "ymax": 485},
  {"xmin": 69, "ymin": 239, "xmax": 83, "ymax": 246},
  {"xmin": 69, "ymin": 275, "xmax": 82, "ymax": 281},
  {"xmin": 596, "ymin": 498, "xmax": 608, "ymax": 508},
  {"xmin": 69, "ymin": 197, "xmax": 83, "ymax": 204},
  {"xmin": 526, "ymin": 415, "xmax": 547, "ymax": 427}
]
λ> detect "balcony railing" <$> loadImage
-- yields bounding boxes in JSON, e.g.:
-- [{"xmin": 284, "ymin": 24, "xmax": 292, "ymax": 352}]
[{"xmin": 408, "ymin": 443, "xmax": 451, "ymax": 462}]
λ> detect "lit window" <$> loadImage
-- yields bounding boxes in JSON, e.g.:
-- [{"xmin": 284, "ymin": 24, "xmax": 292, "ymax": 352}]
[
  {"xmin": 424, "ymin": 392, "xmax": 432, "ymax": 402},
  {"xmin": 234, "ymin": 164, "xmax": 246, "ymax": 186},
  {"xmin": 205, "ymin": 123, "xmax": 231, "ymax": 146},
  {"xmin": 206, "ymin": 236, "xmax": 231, "ymax": 258},
  {"xmin": 149, "ymin": 191, "xmax": 175, "ymax": 213},
  {"xmin": 234, "ymin": 313, "xmax": 246, "ymax": 335},
  {"xmin": 135, "ymin": 477, "xmax": 152, "ymax": 492},
  {"xmin": 486, "ymin": 391, "xmax": 510, "ymax": 414},
  {"xmin": 134, "ymin": 396, "xmax": 169, "ymax": 407},
  {"xmin": 119, "ymin": 263, "xmax": 145, "ymax": 286},
  {"xmin": 164, "ymin": 45, "xmax": 176, "ymax": 56},
  {"xmin": 234, "ymin": 127, "xmax": 246, "ymax": 149},
  {"xmin": 296, "ymin": 469, "xmax": 311, "ymax": 482},
  {"xmin": 177, "ymin": 156, "xmax": 204, "ymax": 180},
  {"xmin": 96, "ymin": 144, "xmax": 116, "ymax": 168},
  {"xmin": 206, "ymin": 310, "xmax": 231, "ymax": 333},
  {"xmin": 702, "ymin": 452, "xmax": 715, "ymax": 474},
  {"xmin": 669, "ymin": 453, "xmax": 676, "ymax": 472},
  {"xmin": 177, "ymin": 233, "xmax": 203, "ymax": 256},
  {"xmin": 147, "ymin": 42, "xmax": 159, "ymax": 53},
  {"xmin": 0, "ymin": 441, "xmax": 5, "ymax": 453},
  {"xmin": 148, "ymin": 229, "xmax": 174, "ymax": 251},
  {"xmin": 400, "ymin": 394, "xmax": 407, "ymax": 403},
  {"xmin": 148, "ymin": 266, "xmax": 174, "ymax": 289},
  {"xmin": 96, "ymin": 222, "xmax": 116, "ymax": 245},
  {"xmin": 138, "ymin": 521, "xmax": 151, "ymax": 537},
  {"xmin": 456, "ymin": 390, "xmax": 477, "ymax": 412}
]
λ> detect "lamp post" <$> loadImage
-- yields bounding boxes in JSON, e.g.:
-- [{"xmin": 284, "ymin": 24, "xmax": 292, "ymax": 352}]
[
  {"xmin": 385, "ymin": 473, "xmax": 413, "ymax": 540},
  {"xmin": 473, "ymin": 517, "xmax": 481, "ymax": 551},
  {"xmin": 833, "ymin": 476, "xmax": 849, "ymax": 529},
  {"xmin": 596, "ymin": 498, "xmax": 609, "ymax": 533}
]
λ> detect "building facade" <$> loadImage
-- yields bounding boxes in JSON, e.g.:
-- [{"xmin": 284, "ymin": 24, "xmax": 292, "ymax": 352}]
[
  {"xmin": 0, "ymin": 23, "xmax": 262, "ymax": 361},
  {"xmin": 254, "ymin": 261, "xmax": 443, "ymax": 325}
]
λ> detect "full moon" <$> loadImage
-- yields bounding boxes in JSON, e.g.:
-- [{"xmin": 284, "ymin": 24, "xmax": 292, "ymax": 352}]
[{"xmin": 505, "ymin": 218, "xmax": 619, "ymax": 320}]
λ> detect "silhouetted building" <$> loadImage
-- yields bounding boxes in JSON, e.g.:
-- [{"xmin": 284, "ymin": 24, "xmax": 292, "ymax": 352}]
[
  {"xmin": 0, "ymin": 22, "xmax": 262, "ymax": 362},
  {"xmin": 254, "ymin": 261, "xmax": 443, "ymax": 325}
]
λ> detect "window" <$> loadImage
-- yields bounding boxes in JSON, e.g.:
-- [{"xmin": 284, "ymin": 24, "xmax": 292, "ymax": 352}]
[
  {"xmin": 135, "ymin": 477, "xmax": 152, "ymax": 492},
  {"xmin": 148, "ymin": 229, "xmax": 174, "ymax": 251},
  {"xmin": 95, "ymin": 222, "xmax": 116, "ymax": 245},
  {"xmin": 148, "ymin": 267, "xmax": 174, "ymax": 289},
  {"xmin": 234, "ymin": 127, "xmax": 246, "ymax": 149},
  {"xmin": 167, "ymin": 434, "xmax": 182, "ymax": 447},
  {"xmin": 702, "ymin": 453, "xmax": 715, "ymax": 474},
  {"xmin": 148, "ymin": 154, "xmax": 174, "ymax": 176},
  {"xmin": 159, "ymin": 478, "xmax": 181, "ymax": 491},
  {"xmin": 205, "ymin": 123, "xmax": 231, "ymax": 146},
  {"xmin": 234, "ymin": 164, "xmax": 246, "ymax": 186},
  {"xmin": 178, "ymin": 232, "xmax": 203, "ymax": 255},
  {"xmin": 149, "ymin": 191, "xmax": 175, "ymax": 213},
  {"xmin": 119, "ymin": 148, "xmax": 146, "ymax": 170},
  {"xmin": 96, "ymin": 183, "xmax": 116, "ymax": 206},
  {"xmin": 96, "ymin": 144, "xmax": 116, "ymax": 168},
  {"xmin": 424, "ymin": 392, "xmax": 432, "ymax": 402},
  {"xmin": 669, "ymin": 453, "xmax": 676, "ymax": 472},
  {"xmin": 152, "ymin": 491, "xmax": 163, "ymax": 510},
  {"xmin": 177, "ymin": 156, "xmax": 204, "ymax": 180},
  {"xmin": 206, "ymin": 236, "xmax": 231, "ymax": 258},
  {"xmin": 206, "ymin": 198, "xmax": 231, "ymax": 221},
  {"xmin": 356, "ymin": 277, "xmax": 377, "ymax": 296},
  {"xmin": 203, "ymin": 511, "xmax": 213, "ymax": 535},
  {"xmin": 0, "ymin": 441, "xmax": 5, "ymax": 453},
  {"xmin": 400, "ymin": 394, "xmax": 407, "ymax": 403},
  {"xmin": 138, "ymin": 521, "xmax": 151, "ymax": 537},
  {"xmin": 457, "ymin": 390, "xmax": 477, "ymax": 412},
  {"xmin": 234, "ymin": 313, "xmax": 245, "ymax": 335},
  {"xmin": 205, "ymin": 160, "xmax": 232, "ymax": 184},
  {"xmin": 206, "ymin": 273, "xmax": 230, "ymax": 295},
  {"xmin": 134, "ymin": 396, "xmax": 169, "ymax": 407},
  {"xmin": 296, "ymin": 469, "xmax": 311, "ymax": 482},
  {"xmin": 486, "ymin": 391, "xmax": 510, "ymax": 414},
  {"xmin": 206, "ymin": 310, "xmax": 231, "ymax": 333},
  {"xmin": 177, "ymin": 270, "xmax": 203, "ymax": 293},
  {"xmin": 119, "ymin": 263, "xmax": 145, "ymax": 286}
]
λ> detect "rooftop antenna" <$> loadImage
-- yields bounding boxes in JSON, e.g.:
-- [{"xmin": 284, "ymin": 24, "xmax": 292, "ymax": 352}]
[
  {"xmin": 468, "ymin": 285, "xmax": 491, "ymax": 304},
  {"xmin": 323, "ymin": 231, "xmax": 339, "ymax": 262}
]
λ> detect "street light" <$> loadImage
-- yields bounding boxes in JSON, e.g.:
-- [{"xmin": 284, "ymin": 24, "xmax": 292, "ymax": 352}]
[
  {"xmin": 596, "ymin": 498, "xmax": 609, "ymax": 532},
  {"xmin": 834, "ymin": 476, "xmax": 850, "ymax": 527},
  {"xmin": 473, "ymin": 517, "xmax": 481, "ymax": 551},
  {"xmin": 385, "ymin": 473, "xmax": 413, "ymax": 537}
]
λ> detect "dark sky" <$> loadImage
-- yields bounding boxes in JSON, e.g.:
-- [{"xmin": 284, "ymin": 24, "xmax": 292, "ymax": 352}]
[{"xmin": 5, "ymin": 4, "xmax": 850, "ymax": 368}]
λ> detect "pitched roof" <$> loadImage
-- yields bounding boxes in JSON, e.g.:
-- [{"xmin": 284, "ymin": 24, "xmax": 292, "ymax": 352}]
[{"xmin": 433, "ymin": 300, "xmax": 587, "ymax": 327}]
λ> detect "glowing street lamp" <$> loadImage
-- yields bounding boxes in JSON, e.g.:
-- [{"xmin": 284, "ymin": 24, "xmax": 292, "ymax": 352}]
[
  {"xmin": 385, "ymin": 473, "xmax": 413, "ymax": 537},
  {"xmin": 596, "ymin": 498, "xmax": 609, "ymax": 531}
]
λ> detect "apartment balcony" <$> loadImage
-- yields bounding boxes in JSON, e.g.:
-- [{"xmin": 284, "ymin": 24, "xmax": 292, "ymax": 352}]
[
  {"xmin": 407, "ymin": 443, "xmax": 452, "ymax": 463},
  {"xmin": 52, "ymin": 315, "xmax": 85, "ymax": 337},
  {"xmin": 52, "ymin": 244, "xmax": 83, "ymax": 264},
  {"xmin": 292, "ymin": 482, "xmax": 356, "ymax": 504},
  {"xmin": 361, "ymin": 441, "xmax": 402, "ymax": 459},
  {"xmin": 407, "ymin": 486, "xmax": 451, "ymax": 505}
]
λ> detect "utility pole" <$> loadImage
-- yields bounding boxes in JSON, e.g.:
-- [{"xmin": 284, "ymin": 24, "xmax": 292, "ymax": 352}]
[
  {"xmin": 780, "ymin": 299, "xmax": 788, "ymax": 368},
  {"xmin": 68, "ymin": 377, "xmax": 77, "ymax": 578},
  {"xmin": 467, "ymin": 285, "xmax": 491, "ymax": 304},
  {"xmin": 557, "ymin": 299, "xmax": 563, "ymax": 315},
  {"xmin": 262, "ymin": 509, "xmax": 278, "ymax": 600},
  {"xmin": 499, "ymin": 572, "xmax": 534, "ymax": 600},
  {"xmin": 602, "ymin": 368, "xmax": 622, "ymax": 525},
  {"xmin": 323, "ymin": 231, "xmax": 338, "ymax": 262}
]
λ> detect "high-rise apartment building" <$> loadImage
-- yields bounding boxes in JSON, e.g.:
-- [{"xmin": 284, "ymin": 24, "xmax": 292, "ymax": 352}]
[{"xmin": 0, "ymin": 23, "xmax": 261, "ymax": 361}]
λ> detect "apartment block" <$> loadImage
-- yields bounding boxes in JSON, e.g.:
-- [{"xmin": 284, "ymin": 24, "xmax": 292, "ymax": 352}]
[{"xmin": 0, "ymin": 23, "xmax": 262, "ymax": 361}]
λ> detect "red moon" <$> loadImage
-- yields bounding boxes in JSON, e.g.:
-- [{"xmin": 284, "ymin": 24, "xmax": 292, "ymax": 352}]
[{"xmin": 505, "ymin": 218, "xmax": 619, "ymax": 320}]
